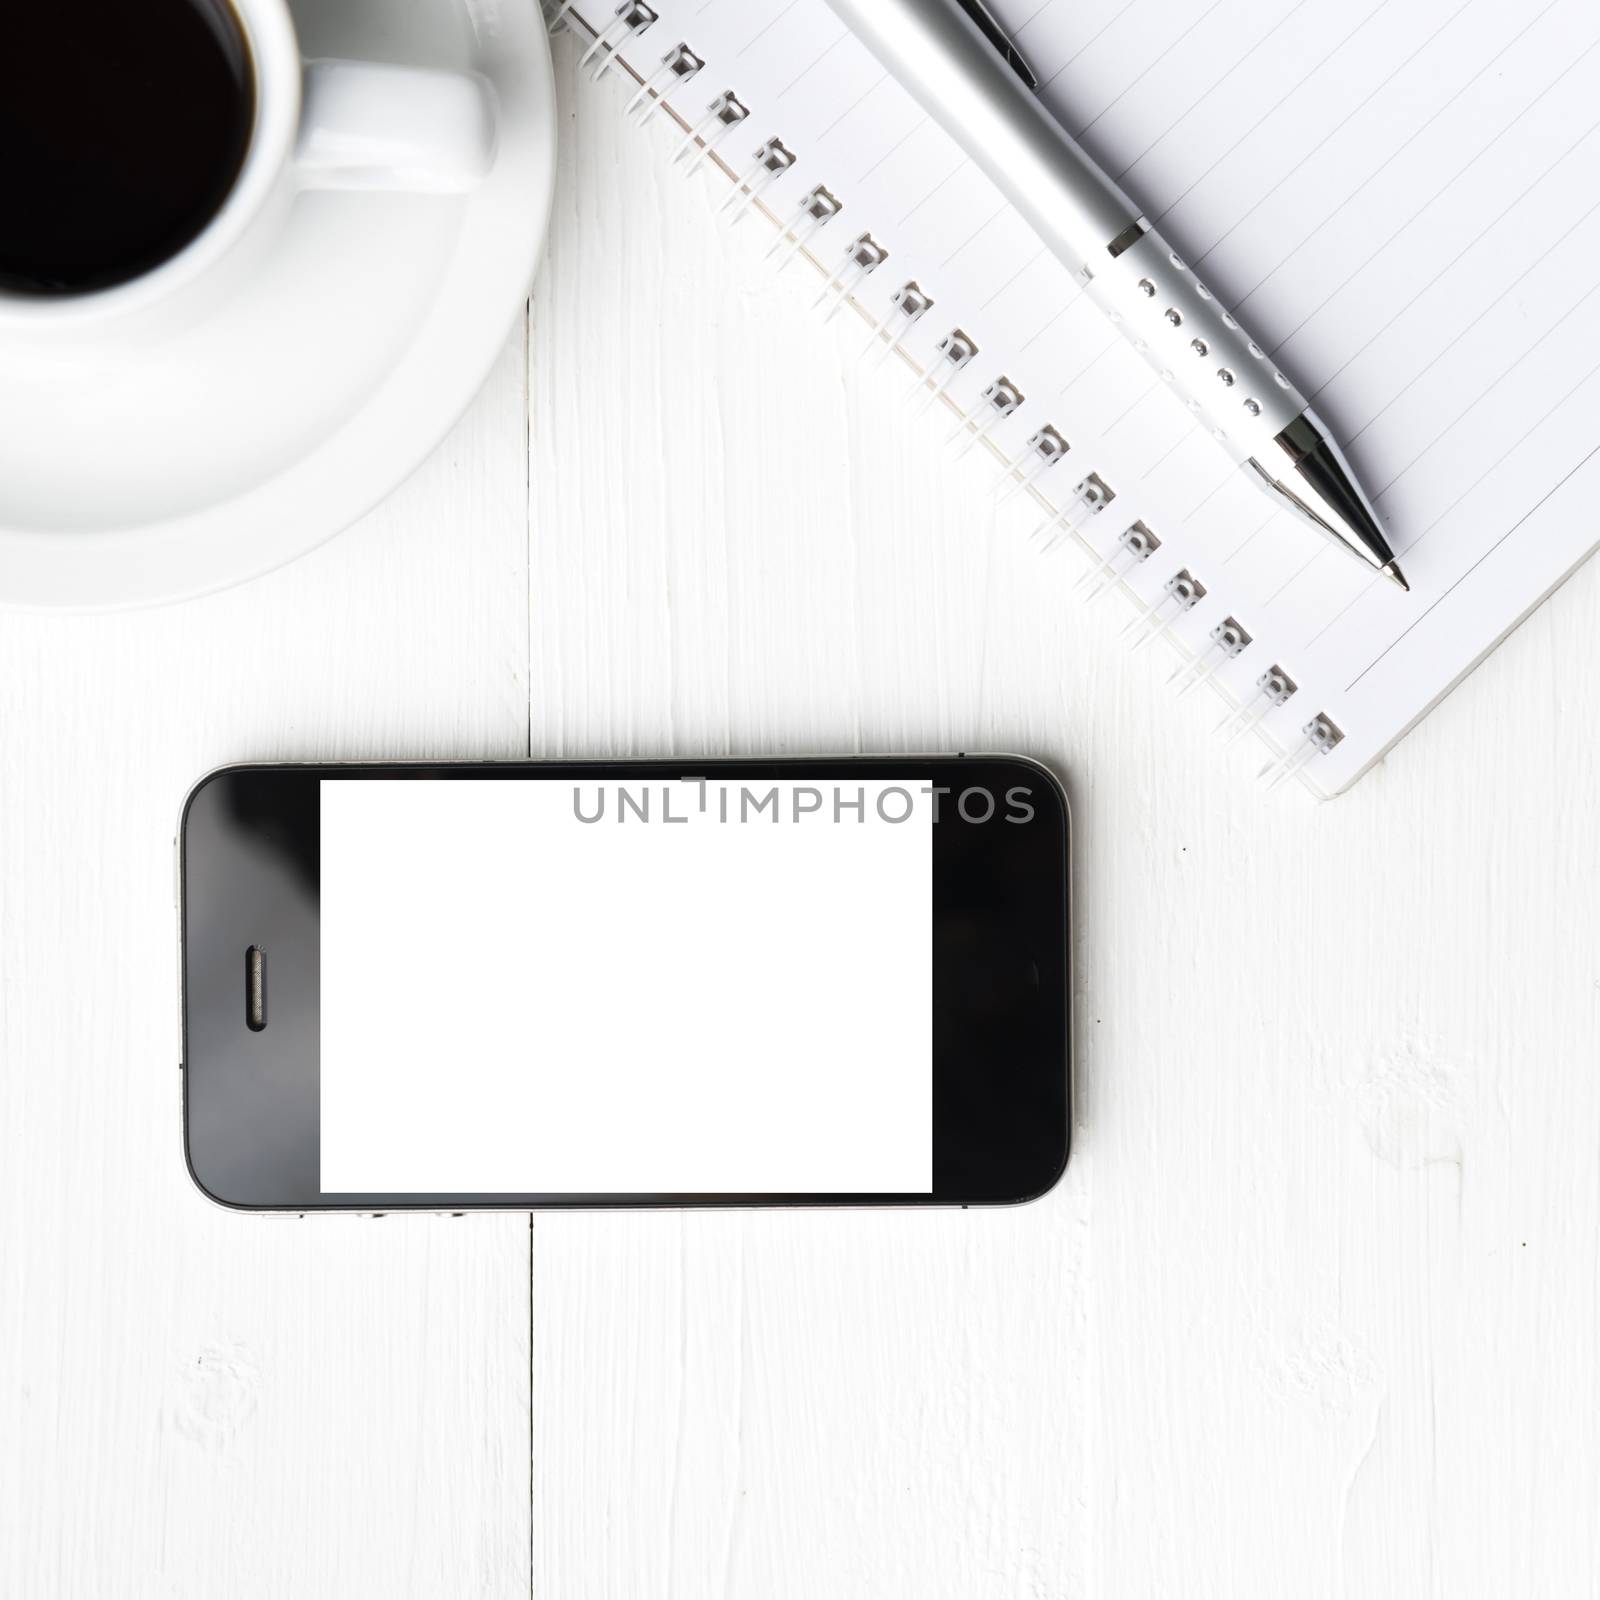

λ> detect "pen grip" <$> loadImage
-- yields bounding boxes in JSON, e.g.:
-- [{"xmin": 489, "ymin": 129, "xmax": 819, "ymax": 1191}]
[{"xmin": 1089, "ymin": 229, "xmax": 1306, "ymax": 457}]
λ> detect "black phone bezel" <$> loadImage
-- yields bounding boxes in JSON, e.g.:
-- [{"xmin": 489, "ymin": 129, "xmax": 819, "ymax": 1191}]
[{"xmin": 179, "ymin": 756, "xmax": 1070, "ymax": 1211}]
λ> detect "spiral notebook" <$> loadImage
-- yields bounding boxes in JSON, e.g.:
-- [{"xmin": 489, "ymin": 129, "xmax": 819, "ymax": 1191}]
[{"xmin": 551, "ymin": 0, "xmax": 1600, "ymax": 796}]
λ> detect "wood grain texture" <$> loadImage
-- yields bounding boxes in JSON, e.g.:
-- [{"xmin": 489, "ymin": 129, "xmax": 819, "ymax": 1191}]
[
  {"xmin": 529, "ymin": 35, "xmax": 1600, "ymax": 1599},
  {"xmin": 0, "ymin": 339, "xmax": 532, "ymax": 1598}
]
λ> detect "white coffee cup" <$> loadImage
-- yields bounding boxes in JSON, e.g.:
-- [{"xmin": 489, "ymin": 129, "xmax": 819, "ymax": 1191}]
[{"xmin": 0, "ymin": 0, "xmax": 496, "ymax": 339}]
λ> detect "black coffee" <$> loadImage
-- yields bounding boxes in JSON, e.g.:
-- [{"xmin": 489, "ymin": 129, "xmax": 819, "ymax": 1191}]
[{"xmin": 1, "ymin": 0, "xmax": 255, "ymax": 296}]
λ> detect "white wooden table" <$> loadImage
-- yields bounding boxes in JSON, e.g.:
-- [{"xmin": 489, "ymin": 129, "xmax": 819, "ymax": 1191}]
[{"xmin": 5, "ymin": 38, "xmax": 1599, "ymax": 1599}]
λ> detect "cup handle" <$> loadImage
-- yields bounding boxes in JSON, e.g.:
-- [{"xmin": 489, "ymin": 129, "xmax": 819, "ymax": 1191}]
[{"xmin": 295, "ymin": 61, "xmax": 497, "ymax": 193}]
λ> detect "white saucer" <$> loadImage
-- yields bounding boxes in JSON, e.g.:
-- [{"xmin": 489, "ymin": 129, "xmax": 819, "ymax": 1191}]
[{"xmin": 0, "ymin": 0, "xmax": 555, "ymax": 610}]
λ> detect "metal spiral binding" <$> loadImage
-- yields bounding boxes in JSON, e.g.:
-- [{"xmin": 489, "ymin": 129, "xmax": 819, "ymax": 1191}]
[
  {"xmin": 1218, "ymin": 666, "xmax": 1297, "ymax": 746},
  {"xmin": 1078, "ymin": 520, "xmax": 1160, "ymax": 600},
  {"xmin": 1031, "ymin": 472, "xmax": 1113, "ymax": 552},
  {"xmin": 913, "ymin": 329, "xmax": 978, "ymax": 415},
  {"xmin": 948, "ymin": 376, "xmax": 1023, "ymax": 457},
  {"xmin": 568, "ymin": 1, "xmax": 658, "ymax": 82},
  {"xmin": 864, "ymin": 282, "xmax": 933, "ymax": 367},
  {"xmin": 1121, "ymin": 569, "xmax": 1205, "ymax": 653},
  {"xmin": 720, "ymin": 138, "xmax": 796, "ymax": 225},
  {"xmin": 625, "ymin": 44, "xmax": 703, "ymax": 126},
  {"xmin": 550, "ymin": 4, "xmax": 1319, "ymax": 779},
  {"xmin": 814, "ymin": 235, "xmax": 889, "ymax": 321},
  {"xmin": 767, "ymin": 186, "xmax": 843, "ymax": 272},
  {"xmin": 673, "ymin": 92, "xmax": 748, "ymax": 173},
  {"xmin": 1263, "ymin": 713, "xmax": 1343, "ymax": 790},
  {"xmin": 1169, "ymin": 616, "xmax": 1250, "ymax": 697},
  {"xmin": 994, "ymin": 424, "xmax": 1066, "ymax": 504}
]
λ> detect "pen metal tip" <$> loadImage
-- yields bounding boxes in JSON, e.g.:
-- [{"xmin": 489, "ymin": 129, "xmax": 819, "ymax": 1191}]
[{"xmin": 1381, "ymin": 559, "xmax": 1409, "ymax": 592}]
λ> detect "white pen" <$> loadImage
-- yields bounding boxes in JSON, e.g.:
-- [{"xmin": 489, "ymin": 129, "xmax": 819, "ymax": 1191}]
[{"xmin": 823, "ymin": 0, "xmax": 1407, "ymax": 590}]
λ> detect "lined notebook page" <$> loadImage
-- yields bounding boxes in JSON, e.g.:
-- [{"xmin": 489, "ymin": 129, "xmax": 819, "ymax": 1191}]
[{"xmin": 566, "ymin": 0, "xmax": 1600, "ymax": 795}]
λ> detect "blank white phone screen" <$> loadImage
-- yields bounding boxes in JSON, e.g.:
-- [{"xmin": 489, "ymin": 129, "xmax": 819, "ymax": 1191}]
[{"xmin": 318, "ymin": 778, "xmax": 934, "ymax": 1193}]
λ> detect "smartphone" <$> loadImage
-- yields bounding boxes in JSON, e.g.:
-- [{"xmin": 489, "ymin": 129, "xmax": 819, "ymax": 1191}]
[{"xmin": 179, "ymin": 757, "xmax": 1070, "ymax": 1211}]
